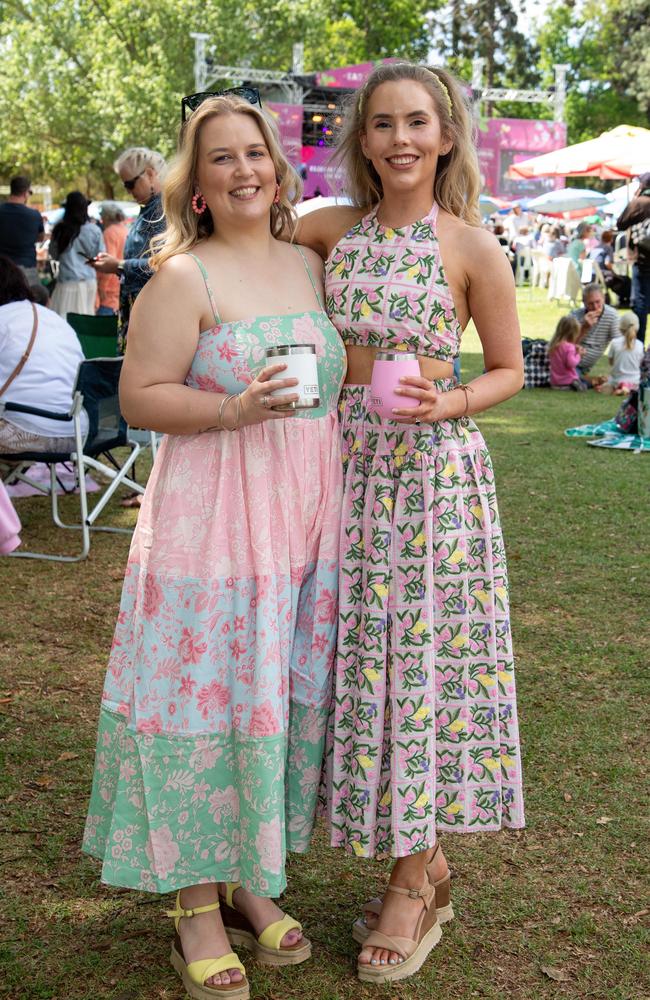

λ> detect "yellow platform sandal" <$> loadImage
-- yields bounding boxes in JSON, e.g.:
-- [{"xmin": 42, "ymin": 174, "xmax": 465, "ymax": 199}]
[
  {"xmin": 219, "ymin": 882, "xmax": 312, "ymax": 966},
  {"xmin": 165, "ymin": 891, "xmax": 249, "ymax": 1000}
]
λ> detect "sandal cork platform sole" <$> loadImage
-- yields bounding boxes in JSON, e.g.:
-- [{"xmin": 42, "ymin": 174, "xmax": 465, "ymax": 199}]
[
  {"xmin": 166, "ymin": 892, "xmax": 249, "ymax": 1000},
  {"xmin": 357, "ymin": 880, "xmax": 442, "ymax": 984},
  {"xmin": 353, "ymin": 844, "xmax": 454, "ymax": 944},
  {"xmin": 220, "ymin": 882, "xmax": 312, "ymax": 967}
]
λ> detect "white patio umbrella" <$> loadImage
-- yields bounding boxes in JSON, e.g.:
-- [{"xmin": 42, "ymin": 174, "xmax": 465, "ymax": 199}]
[
  {"xmin": 508, "ymin": 125, "xmax": 650, "ymax": 181},
  {"xmin": 525, "ymin": 188, "xmax": 609, "ymax": 214}
]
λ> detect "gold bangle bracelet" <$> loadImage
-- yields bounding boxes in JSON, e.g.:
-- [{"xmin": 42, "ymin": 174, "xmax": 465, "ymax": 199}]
[
  {"xmin": 458, "ymin": 383, "xmax": 475, "ymax": 417},
  {"xmin": 218, "ymin": 393, "xmax": 237, "ymax": 430},
  {"xmin": 221, "ymin": 394, "xmax": 240, "ymax": 432}
]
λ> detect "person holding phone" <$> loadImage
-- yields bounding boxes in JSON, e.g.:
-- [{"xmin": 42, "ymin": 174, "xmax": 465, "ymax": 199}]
[
  {"xmin": 96, "ymin": 202, "xmax": 129, "ymax": 316},
  {"xmin": 48, "ymin": 191, "xmax": 105, "ymax": 318},
  {"xmin": 91, "ymin": 147, "xmax": 167, "ymax": 349}
]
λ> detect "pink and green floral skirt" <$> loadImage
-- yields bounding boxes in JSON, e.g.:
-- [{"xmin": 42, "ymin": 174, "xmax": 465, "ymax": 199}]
[
  {"xmin": 322, "ymin": 383, "xmax": 525, "ymax": 859},
  {"xmin": 83, "ymin": 413, "xmax": 343, "ymax": 897}
]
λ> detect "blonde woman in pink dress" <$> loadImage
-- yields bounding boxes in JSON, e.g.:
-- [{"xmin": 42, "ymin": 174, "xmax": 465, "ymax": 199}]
[
  {"xmin": 298, "ymin": 62, "xmax": 525, "ymax": 982},
  {"xmin": 83, "ymin": 92, "xmax": 346, "ymax": 999}
]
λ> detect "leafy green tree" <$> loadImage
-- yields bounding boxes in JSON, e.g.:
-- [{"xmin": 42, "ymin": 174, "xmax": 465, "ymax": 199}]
[
  {"xmin": 333, "ymin": 0, "xmax": 432, "ymax": 61},
  {"xmin": 536, "ymin": 0, "xmax": 648, "ymax": 144},
  {"xmin": 431, "ymin": 0, "xmax": 537, "ymax": 87},
  {"xmin": 0, "ymin": 0, "xmax": 438, "ymax": 195}
]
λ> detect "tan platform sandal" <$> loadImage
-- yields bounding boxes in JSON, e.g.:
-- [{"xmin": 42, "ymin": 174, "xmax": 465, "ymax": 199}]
[
  {"xmin": 219, "ymin": 882, "xmax": 312, "ymax": 966},
  {"xmin": 352, "ymin": 844, "xmax": 454, "ymax": 944},
  {"xmin": 357, "ymin": 878, "xmax": 442, "ymax": 983},
  {"xmin": 165, "ymin": 891, "xmax": 249, "ymax": 999}
]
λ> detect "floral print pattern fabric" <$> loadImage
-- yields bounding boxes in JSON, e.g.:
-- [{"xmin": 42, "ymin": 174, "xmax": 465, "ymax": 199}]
[
  {"xmin": 84, "ymin": 301, "xmax": 347, "ymax": 896},
  {"xmin": 322, "ymin": 206, "xmax": 524, "ymax": 859},
  {"xmin": 325, "ymin": 202, "xmax": 461, "ymax": 362}
]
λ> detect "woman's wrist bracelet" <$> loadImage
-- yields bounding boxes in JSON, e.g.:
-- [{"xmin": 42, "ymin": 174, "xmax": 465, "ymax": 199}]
[
  {"xmin": 221, "ymin": 393, "xmax": 241, "ymax": 432},
  {"xmin": 457, "ymin": 383, "xmax": 475, "ymax": 420},
  {"xmin": 218, "ymin": 393, "xmax": 236, "ymax": 430}
]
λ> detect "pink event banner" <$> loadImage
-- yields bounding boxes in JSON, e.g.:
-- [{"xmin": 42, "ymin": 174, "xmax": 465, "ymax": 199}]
[
  {"xmin": 301, "ymin": 146, "xmax": 335, "ymax": 198},
  {"xmin": 478, "ymin": 118, "xmax": 567, "ymax": 199},
  {"xmin": 267, "ymin": 102, "xmax": 303, "ymax": 167},
  {"xmin": 315, "ymin": 59, "xmax": 400, "ymax": 89}
]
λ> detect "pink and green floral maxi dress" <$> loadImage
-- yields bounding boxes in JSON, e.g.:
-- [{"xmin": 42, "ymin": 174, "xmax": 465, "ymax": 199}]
[
  {"xmin": 83, "ymin": 251, "xmax": 347, "ymax": 896},
  {"xmin": 322, "ymin": 203, "xmax": 525, "ymax": 859}
]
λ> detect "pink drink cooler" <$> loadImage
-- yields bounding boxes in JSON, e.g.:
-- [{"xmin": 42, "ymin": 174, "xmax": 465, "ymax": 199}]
[{"xmin": 369, "ymin": 351, "xmax": 420, "ymax": 420}]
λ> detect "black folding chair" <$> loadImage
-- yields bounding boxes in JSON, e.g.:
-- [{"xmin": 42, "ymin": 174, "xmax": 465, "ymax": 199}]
[{"xmin": 0, "ymin": 357, "xmax": 145, "ymax": 562}]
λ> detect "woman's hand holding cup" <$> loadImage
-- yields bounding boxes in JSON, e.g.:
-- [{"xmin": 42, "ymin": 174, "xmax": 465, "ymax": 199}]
[
  {"xmin": 392, "ymin": 375, "xmax": 446, "ymax": 423},
  {"xmin": 238, "ymin": 363, "xmax": 299, "ymax": 426}
]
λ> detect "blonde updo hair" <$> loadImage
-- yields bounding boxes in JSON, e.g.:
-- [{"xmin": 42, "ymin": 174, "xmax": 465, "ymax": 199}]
[
  {"xmin": 333, "ymin": 62, "xmax": 481, "ymax": 227},
  {"xmin": 114, "ymin": 146, "xmax": 167, "ymax": 180},
  {"xmin": 150, "ymin": 96, "xmax": 302, "ymax": 270}
]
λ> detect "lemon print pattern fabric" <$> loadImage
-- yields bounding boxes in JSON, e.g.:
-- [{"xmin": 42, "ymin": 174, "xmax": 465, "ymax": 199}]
[{"xmin": 322, "ymin": 202, "xmax": 525, "ymax": 859}]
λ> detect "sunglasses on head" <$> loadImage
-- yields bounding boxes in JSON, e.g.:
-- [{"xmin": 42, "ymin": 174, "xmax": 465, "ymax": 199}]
[
  {"xmin": 181, "ymin": 87, "xmax": 261, "ymax": 122},
  {"xmin": 123, "ymin": 170, "xmax": 145, "ymax": 192}
]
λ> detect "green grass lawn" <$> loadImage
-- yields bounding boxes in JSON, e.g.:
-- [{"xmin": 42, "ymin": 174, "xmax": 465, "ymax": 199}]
[{"xmin": 1, "ymin": 288, "xmax": 648, "ymax": 1000}]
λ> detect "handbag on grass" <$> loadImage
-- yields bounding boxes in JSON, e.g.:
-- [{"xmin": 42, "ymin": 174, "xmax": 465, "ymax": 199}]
[
  {"xmin": 614, "ymin": 390, "xmax": 638, "ymax": 435},
  {"xmin": 637, "ymin": 381, "xmax": 650, "ymax": 438}
]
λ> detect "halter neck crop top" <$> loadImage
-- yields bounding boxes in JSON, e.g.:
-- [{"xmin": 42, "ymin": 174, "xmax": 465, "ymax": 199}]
[{"xmin": 324, "ymin": 201, "xmax": 462, "ymax": 362}]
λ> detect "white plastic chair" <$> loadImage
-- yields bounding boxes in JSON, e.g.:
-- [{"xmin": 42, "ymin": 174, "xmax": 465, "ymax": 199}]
[
  {"xmin": 530, "ymin": 248, "xmax": 552, "ymax": 289},
  {"xmin": 548, "ymin": 257, "xmax": 582, "ymax": 306},
  {"xmin": 515, "ymin": 246, "xmax": 533, "ymax": 286}
]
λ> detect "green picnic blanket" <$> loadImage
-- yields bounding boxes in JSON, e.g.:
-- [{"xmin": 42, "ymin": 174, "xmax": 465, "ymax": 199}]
[{"xmin": 565, "ymin": 419, "xmax": 650, "ymax": 451}]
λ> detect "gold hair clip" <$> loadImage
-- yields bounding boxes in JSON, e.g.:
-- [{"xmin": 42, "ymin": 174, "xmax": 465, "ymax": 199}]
[{"xmin": 429, "ymin": 70, "xmax": 453, "ymax": 120}]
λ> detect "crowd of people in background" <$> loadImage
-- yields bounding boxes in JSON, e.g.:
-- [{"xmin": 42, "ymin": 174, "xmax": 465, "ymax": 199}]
[
  {"xmin": 0, "ymin": 169, "xmax": 648, "ymax": 359},
  {"xmin": 484, "ymin": 206, "xmax": 634, "ymax": 310},
  {"xmin": 0, "ymin": 150, "xmax": 167, "ymax": 350},
  {"xmin": 482, "ymin": 177, "xmax": 650, "ymax": 401}
]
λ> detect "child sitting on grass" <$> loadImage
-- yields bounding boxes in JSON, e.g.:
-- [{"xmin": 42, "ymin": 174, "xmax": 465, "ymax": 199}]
[
  {"xmin": 548, "ymin": 315, "xmax": 586, "ymax": 391},
  {"xmin": 600, "ymin": 312, "xmax": 644, "ymax": 395}
]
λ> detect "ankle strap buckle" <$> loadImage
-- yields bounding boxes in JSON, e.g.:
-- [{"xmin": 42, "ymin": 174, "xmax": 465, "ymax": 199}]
[{"xmin": 408, "ymin": 888, "xmax": 422, "ymax": 900}]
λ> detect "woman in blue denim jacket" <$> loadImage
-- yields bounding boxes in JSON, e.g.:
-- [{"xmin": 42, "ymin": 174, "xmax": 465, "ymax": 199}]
[{"xmin": 92, "ymin": 147, "xmax": 167, "ymax": 351}]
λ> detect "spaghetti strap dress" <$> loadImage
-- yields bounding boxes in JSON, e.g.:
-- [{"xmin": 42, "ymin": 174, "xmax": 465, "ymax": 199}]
[
  {"xmin": 322, "ymin": 203, "xmax": 525, "ymax": 859},
  {"xmin": 83, "ymin": 248, "xmax": 347, "ymax": 896}
]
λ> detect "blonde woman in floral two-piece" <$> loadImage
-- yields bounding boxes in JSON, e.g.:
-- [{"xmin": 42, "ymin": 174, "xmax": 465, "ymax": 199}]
[{"xmin": 298, "ymin": 62, "xmax": 525, "ymax": 982}]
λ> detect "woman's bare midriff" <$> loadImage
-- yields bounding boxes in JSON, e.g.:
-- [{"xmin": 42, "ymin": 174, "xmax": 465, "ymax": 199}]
[{"xmin": 344, "ymin": 344, "xmax": 454, "ymax": 385}]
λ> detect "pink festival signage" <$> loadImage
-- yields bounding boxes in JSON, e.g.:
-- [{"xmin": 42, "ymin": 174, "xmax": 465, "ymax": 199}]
[
  {"xmin": 315, "ymin": 59, "xmax": 399, "ymax": 89},
  {"xmin": 270, "ymin": 69, "xmax": 568, "ymax": 202},
  {"xmin": 266, "ymin": 102, "xmax": 303, "ymax": 167},
  {"xmin": 478, "ymin": 118, "xmax": 567, "ymax": 199}
]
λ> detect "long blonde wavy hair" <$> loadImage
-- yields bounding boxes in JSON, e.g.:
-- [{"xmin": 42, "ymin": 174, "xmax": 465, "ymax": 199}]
[
  {"xmin": 150, "ymin": 95, "xmax": 302, "ymax": 270},
  {"xmin": 332, "ymin": 62, "xmax": 481, "ymax": 227}
]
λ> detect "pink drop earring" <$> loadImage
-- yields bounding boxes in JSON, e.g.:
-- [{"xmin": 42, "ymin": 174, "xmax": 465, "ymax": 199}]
[
  {"xmin": 273, "ymin": 184, "xmax": 280, "ymax": 205},
  {"xmin": 191, "ymin": 189, "xmax": 207, "ymax": 215}
]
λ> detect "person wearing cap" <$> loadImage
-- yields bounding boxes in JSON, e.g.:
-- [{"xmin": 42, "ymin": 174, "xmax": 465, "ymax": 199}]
[
  {"xmin": 0, "ymin": 175, "xmax": 45, "ymax": 284},
  {"xmin": 617, "ymin": 173, "xmax": 650, "ymax": 343},
  {"xmin": 96, "ymin": 203, "xmax": 128, "ymax": 316},
  {"xmin": 48, "ymin": 191, "xmax": 105, "ymax": 318}
]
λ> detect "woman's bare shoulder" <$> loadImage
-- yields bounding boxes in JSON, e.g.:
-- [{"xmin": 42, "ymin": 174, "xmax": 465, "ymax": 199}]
[
  {"xmin": 296, "ymin": 205, "xmax": 367, "ymax": 259},
  {"xmin": 293, "ymin": 242, "xmax": 326, "ymax": 275},
  {"xmin": 439, "ymin": 211, "xmax": 508, "ymax": 266},
  {"xmin": 134, "ymin": 251, "xmax": 206, "ymax": 312}
]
